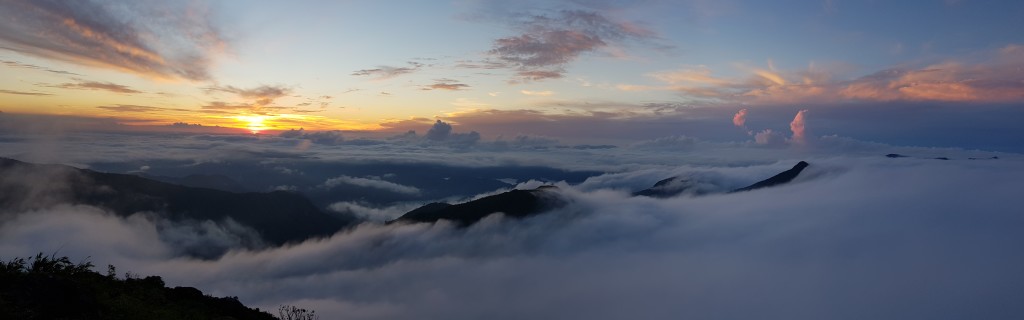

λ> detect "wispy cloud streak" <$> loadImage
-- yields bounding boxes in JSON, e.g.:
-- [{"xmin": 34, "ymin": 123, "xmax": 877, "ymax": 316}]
[
  {"xmin": 422, "ymin": 79, "xmax": 471, "ymax": 91},
  {"xmin": 352, "ymin": 62, "xmax": 424, "ymax": 80},
  {"xmin": 0, "ymin": 0, "xmax": 226, "ymax": 81},
  {"xmin": 487, "ymin": 9, "xmax": 661, "ymax": 82},
  {"xmin": 0, "ymin": 89, "xmax": 52, "ymax": 96},
  {"xmin": 53, "ymin": 80, "xmax": 142, "ymax": 94},
  {"xmin": 1, "ymin": 60, "xmax": 80, "ymax": 75}
]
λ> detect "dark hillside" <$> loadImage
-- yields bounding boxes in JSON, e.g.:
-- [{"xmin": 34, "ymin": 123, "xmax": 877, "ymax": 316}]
[
  {"xmin": 0, "ymin": 254, "xmax": 276, "ymax": 320},
  {"xmin": 0, "ymin": 158, "xmax": 352, "ymax": 248}
]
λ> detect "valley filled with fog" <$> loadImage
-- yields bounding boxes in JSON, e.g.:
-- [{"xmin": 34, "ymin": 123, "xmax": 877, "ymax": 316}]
[{"xmin": 2, "ymin": 131, "xmax": 1021, "ymax": 319}]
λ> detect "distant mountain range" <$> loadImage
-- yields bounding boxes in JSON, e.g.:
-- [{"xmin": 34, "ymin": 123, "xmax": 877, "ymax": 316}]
[
  {"xmin": 140, "ymin": 173, "xmax": 250, "ymax": 193},
  {"xmin": 0, "ymin": 158, "xmax": 353, "ymax": 253},
  {"xmin": 634, "ymin": 161, "xmax": 810, "ymax": 198},
  {"xmin": 632, "ymin": 176, "xmax": 714, "ymax": 198},
  {"xmin": 395, "ymin": 161, "xmax": 812, "ymax": 226},
  {"xmin": 886, "ymin": 153, "xmax": 999, "ymax": 160},
  {"xmin": 1, "ymin": 157, "xmax": 815, "ymax": 241}
]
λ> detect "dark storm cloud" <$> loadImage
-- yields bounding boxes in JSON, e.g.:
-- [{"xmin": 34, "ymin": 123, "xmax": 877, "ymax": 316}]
[
  {"xmin": 52, "ymin": 80, "xmax": 142, "ymax": 94},
  {"xmin": 0, "ymin": 0, "xmax": 226, "ymax": 81}
]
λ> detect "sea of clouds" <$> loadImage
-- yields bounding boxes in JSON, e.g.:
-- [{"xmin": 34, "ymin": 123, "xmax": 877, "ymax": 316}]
[{"xmin": 1, "ymin": 129, "xmax": 1023, "ymax": 319}]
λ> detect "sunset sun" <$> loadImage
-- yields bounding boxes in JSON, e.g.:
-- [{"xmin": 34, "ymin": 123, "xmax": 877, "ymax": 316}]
[{"xmin": 237, "ymin": 115, "xmax": 268, "ymax": 134}]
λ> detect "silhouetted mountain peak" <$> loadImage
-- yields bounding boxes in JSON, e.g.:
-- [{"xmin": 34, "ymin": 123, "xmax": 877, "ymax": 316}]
[
  {"xmin": 731, "ymin": 161, "xmax": 809, "ymax": 193},
  {"xmin": 634, "ymin": 177, "xmax": 704, "ymax": 198},
  {"xmin": 394, "ymin": 186, "xmax": 566, "ymax": 226}
]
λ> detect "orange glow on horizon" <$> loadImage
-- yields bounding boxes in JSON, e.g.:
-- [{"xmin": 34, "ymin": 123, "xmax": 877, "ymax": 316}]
[{"xmin": 235, "ymin": 115, "xmax": 268, "ymax": 134}]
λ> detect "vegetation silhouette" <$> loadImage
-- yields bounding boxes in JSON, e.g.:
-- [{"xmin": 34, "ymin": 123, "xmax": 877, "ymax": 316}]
[
  {"xmin": 278, "ymin": 305, "xmax": 319, "ymax": 320},
  {"xmin": 1, "ymin": 253, "xmax": 284, "ymax": 319}
]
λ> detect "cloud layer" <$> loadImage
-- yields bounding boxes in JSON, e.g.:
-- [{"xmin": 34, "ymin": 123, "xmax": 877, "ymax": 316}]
[
  {"xmin": 323, "ymin": 175, "xmax": 421, "ymax": 195},
  {"xmin": 2, "ymin": 156, "xmax": 1023, "ymax": 319}
]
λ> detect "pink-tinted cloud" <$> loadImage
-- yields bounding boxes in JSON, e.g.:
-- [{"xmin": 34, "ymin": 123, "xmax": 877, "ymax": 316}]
[
  {"xmin": 732, "ymin": 108, "xmax": 752, "ymax": 135},
  {"xmin": 838, "ymin": 52, "xmax": 1024, "ymax": 102},
  {"xmin": 53, "ymin": 80, "xmax": 142, "ymax": 94},
  {"xmin": 629, "ymin": 45, "xmax": 1024, "ymax": 105},
  {"xmin": 0, "ymin": 1, "xmax": 225, "ymax": 81},
  {"xmin": 732, "ymin": 108, "xmax": 748, "ymax": 127},
  {"xmin": 754, "ymin": 129, "xmax": 786, "ymax": 146},
  {"xmin": 651, "ymin": 66, "xmax": 732, "ymax": 87},
  {"xmin": 789, "ymin": 109, "xmax": 808, "ymax": 145}
]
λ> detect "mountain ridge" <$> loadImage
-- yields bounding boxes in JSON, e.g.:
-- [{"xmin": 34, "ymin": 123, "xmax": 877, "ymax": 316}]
[
  {"xmin": 0, "ymin": 157, "xmax": 352, "ymax": 255},
  {"xmin": 392, "ymin": 186, "xmax": 566, "ymax": 226},
  {"xmin": 635, "ymin": 161, "xmax": 810, "ymax": 198}
]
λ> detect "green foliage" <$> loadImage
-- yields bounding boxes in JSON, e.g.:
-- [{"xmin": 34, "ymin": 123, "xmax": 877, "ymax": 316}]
[
  {"xmin": 278, "ymin": 305, "xmax": 320, "ymax": 320},
  {"xmin": 0, "ymin": 253, "xmax": 277, "ymax": 320}
]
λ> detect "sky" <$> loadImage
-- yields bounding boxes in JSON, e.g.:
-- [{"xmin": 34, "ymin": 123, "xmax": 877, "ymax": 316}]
[
  {"xmin": 1, "ymin": 0, "xmax": 1023, "ymax": 150},
  {"xmin": 4, "ymin": 2, "xmax": 1024, "ymax": 318}
]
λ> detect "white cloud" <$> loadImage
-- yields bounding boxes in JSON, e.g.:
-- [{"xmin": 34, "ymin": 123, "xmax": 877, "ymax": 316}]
[
  {"xmin": 327, "ymin": 201, "xmax": 417, "ymax": 222},
  {"xmin": 520, "ymin": 90, "xmax": 555, "ymax": 96},
  {"xmin": 3, "ymin": 156, "xmax": 1024, "ymax": 319},
  {"xmin": 323, "ymin": 175, "xmax": 421, "ymax": 195}
]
